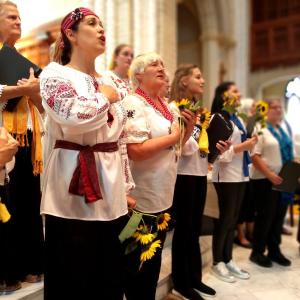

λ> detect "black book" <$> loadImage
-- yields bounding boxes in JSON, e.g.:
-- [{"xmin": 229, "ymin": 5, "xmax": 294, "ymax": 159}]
[
  {"xmin": 0, "ymin": 44, "xmax": 42, "ymax": 111},
  {"xmin": 273, "ymin": 161, "xmax": 300, "ymax": 193},
  {"xmin": 207, "ymin": 113, "xmax": 233, "ymax": 164}
]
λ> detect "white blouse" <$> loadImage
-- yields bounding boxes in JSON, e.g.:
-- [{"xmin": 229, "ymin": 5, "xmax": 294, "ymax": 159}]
[
  {"xmin": 250, "ymin": 127, "xmax": 282, "ymax": 179},
  {"xmin": 212, "ymin": 119, "xmax": 249, "ymax": 183},
  {"xmin": 40, "ymin": 62, "xmax": 134, "ymax": 221},
  {"xmin": 122, "ymin": 93, "xmax": 178, "ymax": 213},
  {"xmin": 101, "ymin": 70, "xmax": 131, "ymax": 100}
]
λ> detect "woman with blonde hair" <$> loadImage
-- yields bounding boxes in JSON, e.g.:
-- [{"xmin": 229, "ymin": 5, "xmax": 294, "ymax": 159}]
[
  {"xmin": 170, "ymin": 64, "xmax": 230, "ymax": 299},
  {"xmin": 122, "ymin": 53, "xmax": 196, "ymax": 300},
  {"xmin": 101, "ymin": 44, "xmax": 133, "ymax": 99}
]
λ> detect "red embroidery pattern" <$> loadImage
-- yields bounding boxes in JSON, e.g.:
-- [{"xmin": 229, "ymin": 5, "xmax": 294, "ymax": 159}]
[
  {"xmin": 135, "ymin": 88, "xmax": 173, "ymax": 122},
  {"xmin": 41, "ymin": 77, "xmax": 108, "ymax": 120}
]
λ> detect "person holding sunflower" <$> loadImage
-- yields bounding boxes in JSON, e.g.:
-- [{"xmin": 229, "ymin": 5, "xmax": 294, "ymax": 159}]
[
  {"xmin": 169, "ymin": 64, "xmax": 230, "ymax": 299},
  {"xmin": 210, "ymin": 82, "xmax": 258, "ymax": 283},
  {"xmin": 249, "ymin": 98, "xmax": 292, "ymax": 268},
  {"xmin": 122, "ymin": 53, "xmax": 196, "ymax": 300}
]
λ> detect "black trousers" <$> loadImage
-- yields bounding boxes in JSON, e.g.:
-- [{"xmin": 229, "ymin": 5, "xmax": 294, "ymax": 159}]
[
  {"xmin": 123, "ymin": 213, "xmax": 168, "ymax": 300},
  {"xmin": 1, "ymin": 132, "xmax": 44, "ymax": 282},
  {"xmin": 44, "ymin": 215, "xmax": 126, "ymax": 300},
  {"xmin": 237, "ymin": 181, "xmax": 255, "ymax": 224},
  {"xmin": 0, "ymin": 186, "xmax": 19, "ymax": 284},
  {"xmin": 171, "ymin": 175, "xmax": 207, "ymax": 291},
  {"xmin": 212, "ymin": 182, "xmax": 246, "ymax": 263},
  {"xmin": 251, "ymin": 179, "xmax": 288, "ymax": 255}
]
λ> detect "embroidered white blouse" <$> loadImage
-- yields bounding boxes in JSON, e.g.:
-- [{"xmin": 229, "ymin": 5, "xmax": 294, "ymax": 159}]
[
  {"xmin": 101, "ymin": 70, "xmax": 131, "ymax": 100},
  {"xmin": 40, "ymin": 62, "xmax": 134, "ymax": 221},
  {"xmin": 122, "ymin": 93, "xmax": 178, "ymax": 213}
]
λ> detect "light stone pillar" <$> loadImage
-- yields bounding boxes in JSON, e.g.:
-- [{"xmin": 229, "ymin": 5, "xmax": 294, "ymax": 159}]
[
  {"xmin": 156, "ymin": 0, "xmax": 177, "ymax": 79},
  {"xmin": 230, "ymin": 0, "xmax": 250, "ymax": 97},
  {"xmin": 198, "ymin": 0, "xmax": 221, "ymax": 107}
]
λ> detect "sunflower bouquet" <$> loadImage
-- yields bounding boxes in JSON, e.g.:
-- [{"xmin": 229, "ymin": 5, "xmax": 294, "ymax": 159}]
[
  {"xmin": 222, "ymin": 92, "xmax": 247, "ymax": 121},
  {"xmin": 253, "ymin": 100, "xmax": 268, "ymax": 135},
  {"xmin": 175, "ymin": 98, "xmax": 208, "ymax": 155},
  {"xmin": 119, "ymin": 209, "xmax": 171, "ymax": 267}
]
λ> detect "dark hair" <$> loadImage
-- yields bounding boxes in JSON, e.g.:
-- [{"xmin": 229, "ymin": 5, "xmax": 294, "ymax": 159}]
[
  {"xmin": 52, "ymin": 18, "xmax": 80, "ymax": 65},
  {"xmin": 170, "ymin": 64, "xmax": 199, "ymax": 102},
  {"xmin": 109, "ymin": 44, "xmax": 131, "ymax": 70},
  {"xmin": 211, "ymin": 81, "xmax": 235, "ymax": 116}
]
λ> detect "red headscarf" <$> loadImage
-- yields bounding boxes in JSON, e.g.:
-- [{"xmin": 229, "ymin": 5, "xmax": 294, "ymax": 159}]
[
  {"xmin": 59, "ymin": 7, "xmax": 99, "ymax": 48},
  {"xmin": 61, "ymin": 7, "xmax": 98, "ymax": 32}
]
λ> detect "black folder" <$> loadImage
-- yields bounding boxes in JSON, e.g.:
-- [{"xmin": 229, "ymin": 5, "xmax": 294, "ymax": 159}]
[
  {"xmin": 0, "ymin": 44, "xmax": 42, "ymax": 111},
  {"xmin": 273, "ymin": 161, "xmax": 300, "ymax": 193},
  {"xmin": 207, "ymin": 113, "xmax": 233, "ymax": 164}
]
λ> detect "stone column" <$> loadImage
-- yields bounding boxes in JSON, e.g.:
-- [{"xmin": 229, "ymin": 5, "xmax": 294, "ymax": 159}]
[
  {"xmin": 229, "ymin": 0, "xmax": 250, "ymax": 97},
  {"xmin": 198, "ymin": 0, "xmax": 221, "ymax": 107}
]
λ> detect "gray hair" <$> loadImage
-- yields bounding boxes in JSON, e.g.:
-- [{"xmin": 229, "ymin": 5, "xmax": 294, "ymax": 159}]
[
  {"xmin": 238, "ymin": 98, "xmax": 255, "ymax": 116},
  {"xmin": 0, "ymin": 1, "xmax": 17, "ymax": 16},
  {"xmin": 129, "ymin": 52, "xmax": 163, "ymax": 90}
]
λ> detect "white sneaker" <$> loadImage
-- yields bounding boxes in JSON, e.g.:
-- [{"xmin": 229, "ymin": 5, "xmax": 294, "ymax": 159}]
[
  {"xmin": 211, "ymin": 262, "xmax": 236, "ymax": 283},
  {"xmin": 226, "ymin": 260, "xmax": 250, "ymax": 280}
]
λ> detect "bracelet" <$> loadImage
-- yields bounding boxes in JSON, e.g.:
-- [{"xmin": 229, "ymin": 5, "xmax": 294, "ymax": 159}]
[{"xmin": 0, "ymin": 85, "xmax": 8, "ymax": 111}]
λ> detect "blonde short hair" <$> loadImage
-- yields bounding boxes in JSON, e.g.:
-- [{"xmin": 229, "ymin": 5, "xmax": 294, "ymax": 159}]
[
  {"xmin": 129, "ymin": 52, "xmax": 163, "ymax": 90},
  {"xmin": 0, "ymin": 0, "xmax": 17, "ymax": 16}
]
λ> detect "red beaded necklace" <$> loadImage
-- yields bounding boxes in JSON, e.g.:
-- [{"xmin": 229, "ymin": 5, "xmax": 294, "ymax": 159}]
[{"xmin": 135, "ymin": 87, "xmax": 173, "ymax": 122}]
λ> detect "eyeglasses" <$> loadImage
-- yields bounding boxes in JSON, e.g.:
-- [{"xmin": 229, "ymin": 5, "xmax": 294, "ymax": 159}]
[{"xmin": 269, "ymin": 106, "xmax": 282, "ymax": 110}]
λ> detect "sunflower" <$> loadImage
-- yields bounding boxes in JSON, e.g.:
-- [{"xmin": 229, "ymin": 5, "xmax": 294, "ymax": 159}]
[
  {"xmin": 133, "ymin": 225, "xmax": 155, "ymax": 245},
  {"xmin": 256, "ymin": 100, "xmax": 269, "ymax": 116},
  {"xmin": 175, "ymin": 98, "xmax": 190, "ymax": 110},
  {"xmin": 157, "ymin": 213, "xmax": 171, "ymax": 231},
  {"xmin": 198, "ymin": 108, "xmax": 211, "ymax": 130},
  {"xmin": 140, "ymin": 240, "xmax": 161, "ymax": 262}
]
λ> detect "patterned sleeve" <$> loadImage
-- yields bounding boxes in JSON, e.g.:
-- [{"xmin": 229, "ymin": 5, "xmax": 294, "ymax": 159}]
[
  {"xmin": 119, "ymin": 130, "xmax": 135, "ymax": 194},
  {"xmin": 40, "ymin": 74, "xmax": 109, "ymax": 135},
  {"xmin": 122, "ymin": 95, "xmax": 150, "ymax": 143}
]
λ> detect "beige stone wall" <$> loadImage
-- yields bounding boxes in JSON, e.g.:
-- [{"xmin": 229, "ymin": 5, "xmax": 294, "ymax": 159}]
[{"xmin": 14, "ymin": 0, "xmax": 300, "ymax": 107}]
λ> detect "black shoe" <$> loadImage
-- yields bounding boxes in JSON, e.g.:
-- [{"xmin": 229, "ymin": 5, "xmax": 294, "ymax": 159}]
[
  {"xmin": 234, "ymin": 237, "xmax": 252, "ymax": 249},
  {"xmin": 250, "ymin": 252, "xmax": 272, "ymax": 267},
  {"xmin": 193, "ymin": 282, "xmax": 216, "ymax": 298},
  {"xmin": 172, "ymin": 287, "xmax": 204, "ymax": 300},
  {"xmin": 268, "ymin": 252, "xmax": 291, "ymax": 267}
]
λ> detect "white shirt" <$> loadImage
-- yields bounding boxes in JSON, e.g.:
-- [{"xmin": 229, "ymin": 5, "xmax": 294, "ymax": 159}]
[
  {"xmin": 101, "ymin": 70, "xmax": 131, "ymax": 100},
  {"xmin": 177, "ymin": 137, "xmax": 208, "ymax": 176},
  {"xmin": 40, "ymin": 62, "xmax": 134, "ymax": 221},
  {"xmin": 250, "ymin": 127, "xmax": 282, "ymax": 179},
  {"xmin": 123, "ymin": 94, "xmax": 178, "ymax": 213},
  {"xmin": 212, "ymin": 119, "xmax": 249, "ymax": 182}
]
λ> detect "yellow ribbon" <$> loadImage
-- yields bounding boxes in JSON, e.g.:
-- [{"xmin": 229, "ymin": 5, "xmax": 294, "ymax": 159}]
[
  {"xmin": 0, "ymin": 201, "xmax": 11, "ymax": 223},
  {"xmin": 198, "ymin": 128, "xmax": 209, "ymax": 154}
]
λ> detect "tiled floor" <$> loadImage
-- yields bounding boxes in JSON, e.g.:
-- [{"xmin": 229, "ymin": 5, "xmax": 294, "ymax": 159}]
[
  {"xmin": 166, "ymin": 225, "xmax": 300, "ymax": 300},
  {"xmin": 1, "ymin": 225, "xmax": 300, "ymax": 300}
]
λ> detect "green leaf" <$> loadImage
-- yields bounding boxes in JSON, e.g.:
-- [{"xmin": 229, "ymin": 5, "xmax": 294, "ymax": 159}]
[
  {"xmin": 119, "ymin": 212, "xmax": 143, "ymax": 243},
  {"xmin": 125, "ymin": 240, "xmax": 139, "ymax": 255}
]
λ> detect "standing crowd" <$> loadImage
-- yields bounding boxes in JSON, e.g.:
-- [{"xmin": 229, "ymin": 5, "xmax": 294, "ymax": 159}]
[{"xmin": 0, "ymin": 3, "xmax": 298, "ymax": 300}]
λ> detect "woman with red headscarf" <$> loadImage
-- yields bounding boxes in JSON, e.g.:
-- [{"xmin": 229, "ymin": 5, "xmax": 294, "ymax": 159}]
[{"xmin": 40, "ymin": 8, "xmax": 135, "ymax": 300}]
